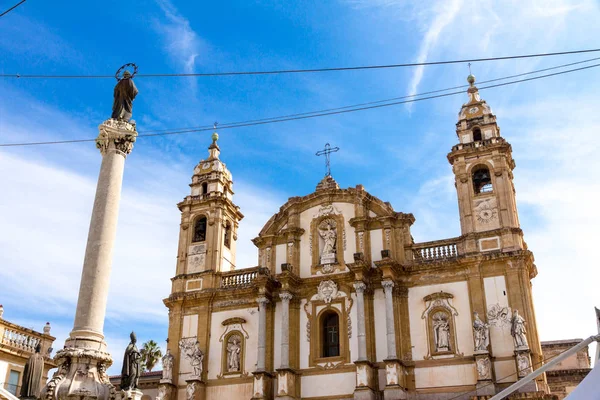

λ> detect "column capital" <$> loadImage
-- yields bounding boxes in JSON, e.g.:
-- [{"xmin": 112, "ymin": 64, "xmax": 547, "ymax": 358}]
[
  {"xmin": 97, "ymin": 118, "xmax": 138, "ymax": 156},
  {"xmin": 279, "ymin": 291, "xmax": 293, "ymax": 302},
  {"xmin": 257, "ymin": 296, "xmax": 270, "ymax": 306},
  {"xmin": 381, "ymin": 279, "xmax": 395, "ymax": 292},
  {"xmin": 353, "ymin": 281, "xmax": 367, "ymax": 294}
]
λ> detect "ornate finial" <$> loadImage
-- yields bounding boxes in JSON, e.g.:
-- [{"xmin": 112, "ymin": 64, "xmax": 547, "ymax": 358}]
[
  {"xmin": 212, "ymin": 122, "xmax": 219, "ymax": 142},
  {"xmin": 467, "ymin": 63, "xmax": 476, "ymax": 87},
  {"xmin": 315, "ymin": 143, "xmax": 340, "ymax": 177}
]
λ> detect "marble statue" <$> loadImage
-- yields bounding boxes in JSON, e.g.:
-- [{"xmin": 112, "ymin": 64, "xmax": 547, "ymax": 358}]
[
  {"xmin": 20, "ymin": 343, "xmax": 44, "ymax": 399},
  {"xmin": 511, "ymin": 310, "xmax": 529, "ymax": 349},
  {"xmin": 121, "ymin": 331, "xmax": 142, "ymax": 390},
  {"xmin": 473, "ymin": 311, "xmax": 490, "ymax": 352},
  {"xmin": 432, "ymin": 312, "xmax": 451, "ymax": 352},
  {"xmin": 189, "ymin": 341, "xmax": 204, "ymax": 377},
  {"xmin": 227, "ymin": 335, "xmax": 241, "ymax": 372},
  {"xmin": 161, "ymin": 349, "xmax": 175, "ymax": 382},
  {"xmin": 319, "ymin": 222, "xmax": 337, "ymax": 255},
  {"xmin": 112, "ymin": 71, "xmax": 138, "ymax": 122}
]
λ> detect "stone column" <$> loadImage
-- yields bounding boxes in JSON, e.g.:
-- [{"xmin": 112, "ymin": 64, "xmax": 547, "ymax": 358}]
[
  {"xmin": 279, "ymin": 292, "xmax": 292, "ymax": 368},
  {"xmin": 42, "ymin": 119, "xmax": 137, "ymax": 400},
  {"xmin": 381, "ymin": 280, "xmax": 397, "ymax": 359},
  {"xmin": 257, "ymin": 296, "xmax": 270, "ymax": 371},
  {"xmin": 354, "ymin": 282, "xmax": 368, "ymax": 361}
]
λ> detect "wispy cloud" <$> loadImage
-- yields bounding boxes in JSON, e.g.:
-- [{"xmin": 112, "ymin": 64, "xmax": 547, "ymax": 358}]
[{"xmin": 153, "ymin": 0, "xmax": 204, "ymax": 73}]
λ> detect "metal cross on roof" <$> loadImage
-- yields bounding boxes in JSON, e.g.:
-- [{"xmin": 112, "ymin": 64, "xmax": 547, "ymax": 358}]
[{"xmin": 315, "ymin": 143, "xmax": 340, "ymax": 177}]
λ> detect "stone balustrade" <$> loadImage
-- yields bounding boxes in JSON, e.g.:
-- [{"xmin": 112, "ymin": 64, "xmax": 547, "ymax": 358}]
[
  {"xmin": 220, "ymin": 268, "xmax": 259, "ymax": 288},
  {"xmin": 451, "ymin": 137, "xmax": 505, "ymax": 152},
  {"xmin": 2, "ymin": 328, "xmax": 41, "ymax": 352},
  {"xmin": 412, "ymin": 238, "xmax": 460, "ymax": 261}
]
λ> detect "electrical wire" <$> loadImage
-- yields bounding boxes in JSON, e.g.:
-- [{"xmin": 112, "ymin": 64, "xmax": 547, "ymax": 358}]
[
  {"xmin": 139, "ymin": 56, "xmax": 600, "ymax": 134},
  {"xmin": 2, "ymin": 49, "xmax": 600, "ymax": 79},
  {"xmin": 1, "ymin": 61, "xmax": 599, "ymax": 148},
  {"xmin": 0, "ymin": 0, "xmax": 26, "ymax": 17}
]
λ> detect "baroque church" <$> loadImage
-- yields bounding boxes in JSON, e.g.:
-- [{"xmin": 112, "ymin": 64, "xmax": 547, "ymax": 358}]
[{"xmin": 159, "ymin": 75, "xmax": 546, "ymax": 400}]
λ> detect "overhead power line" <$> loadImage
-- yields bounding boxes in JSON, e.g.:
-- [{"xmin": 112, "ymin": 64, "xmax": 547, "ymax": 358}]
[
  {"xmin": 0, "ymin": 0, "xmax": 26, "ymax": 17},
  {"xmin": 1, "ymin": 61, "xmax": 599, "ymax": 148},
  {"xmin": 2, "ymin": 49, "xmax": 600, "ymax": 79},
  {"xmin": 139, "ymin": 56, "xmax": 600, "ymax": 134}
]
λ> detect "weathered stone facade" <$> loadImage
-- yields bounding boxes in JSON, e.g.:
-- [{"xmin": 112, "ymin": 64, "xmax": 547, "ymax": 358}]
[
  {"xmin": 541, "ymin": 339, "xmax": 591, "ymax": 399},
  {"xmin": 162, "ymin": 77, "xmax": 555, "ymax": 399}
]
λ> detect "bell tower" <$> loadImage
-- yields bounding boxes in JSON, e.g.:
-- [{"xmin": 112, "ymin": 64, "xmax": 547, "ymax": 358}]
[
  {"xmin": 174, "ymin": 131, "xmax": 244, "ymax": 277},
  {"xmin": 447, "ymin": 74, "xmax": 524, "ymax": 253}
]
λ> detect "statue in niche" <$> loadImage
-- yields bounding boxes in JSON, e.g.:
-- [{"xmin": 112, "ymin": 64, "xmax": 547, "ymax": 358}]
[
  {"xmin": 226, "ymin": 335, "xmax": 242, "ymax": 372},
  {"xmin": 20, "ymin": 343, "xmax": 44, "ymax": 399},
  {"xmin": 318, "ymin": 219, "xmax": 337, "ymax": 264},
  {"xmin": 473, "ymin": 311, "xmax": 490, "ymax": 352},
  {"xmin": 121, "ymin": 331, "xmax": 142, "ymax": 390},
  {"xmin": 511, "ymin": 310, "xmax": 529, "ymax": 349},
  {"xmin": 161, "ymin": 348, "xmax": 175, "ymax": 382},
  {"xmin": 432, "ymin": 311, "xmax": 451, "ymax": 352},
  {"xmin": 112, "ymin": 70, "xmax": 138, "ymax": 122}
]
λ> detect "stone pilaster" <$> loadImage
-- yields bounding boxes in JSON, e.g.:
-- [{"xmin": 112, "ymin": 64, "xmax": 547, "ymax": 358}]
[
  {"xmin": 42, "ymin": 118, "xmax": 137, "ymax": 400},
  {"xmin": 279, "ymin": 292, "xmax": 292, "ymax": 368},
  {"xmin": 354, "ymin": 281, "xmax": 368, "ymax": 361},
  {"xmin": 381, "ymin": 280, "xmax": 407, "ymax": 399},
  {"xmin": 257, "ymin": 296, "xmax": 270, "ymax": 371}
]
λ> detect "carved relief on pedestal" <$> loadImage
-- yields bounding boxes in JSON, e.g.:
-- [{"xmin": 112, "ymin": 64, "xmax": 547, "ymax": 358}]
[
  {"xmin": 516, "ymin": 352, "xmax": 532, "ymax": 377},
  {"xmin": 187, "ymin": 244, "xmax": 206, "ymax": 274},
  {"xmin": 421, "ymin": 292, "xmax": 462, "ymax": 359},
  {"xmin": 476, "ymin": 357, "xmax": 492, "ymax": 380}
]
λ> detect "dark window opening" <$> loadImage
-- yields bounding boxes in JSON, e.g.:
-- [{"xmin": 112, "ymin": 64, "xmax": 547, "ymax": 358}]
[
  {"xmin": 321, "ymin": 311, "xmax": 340, "ymax": 358},
  {"xmin": 201, "ymin": 182, "xmax": 208, "ymax": 194},
  {"xmin": 473, "ymin": 167, "xmax": 493, "ymax": 193},
  {"xmin": 224, "ymin": 222, "xmax": 231, "ymax": 249},
  {"xmin": 193, "ymin": 217, "xmax": 207, "ymax": 242},
  {"xmin": 473, "ymin": 128, "xmax": 482, "ymax": 142}
]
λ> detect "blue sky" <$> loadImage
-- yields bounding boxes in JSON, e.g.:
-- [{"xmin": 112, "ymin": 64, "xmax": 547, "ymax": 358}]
[{"xmin": 1, "ymin": 0, "xmax": 600, "ymax": 374}]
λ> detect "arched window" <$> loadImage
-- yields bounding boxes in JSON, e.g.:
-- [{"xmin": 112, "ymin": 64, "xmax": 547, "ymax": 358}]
[
  {"xmin": 224, "ymin": 222, "xmax": 231, "ymax": 249},
  {"xmin": 193, "ymin": 217, "xmax": 207, "ymax": 242},
  {"xmin": 321, "ymin": 311, "xmax": 340, "ymax": 358},
  {"xmin": 201, "ymin": 182, "xmax": 208, "ymax": 194},
  {"xmin": 473, "ymin": 127, "xmax": 482, "ymax": 142},
  {"xmin": 473, "ymin": 167, "xmax": 493, "ymax": 194}
]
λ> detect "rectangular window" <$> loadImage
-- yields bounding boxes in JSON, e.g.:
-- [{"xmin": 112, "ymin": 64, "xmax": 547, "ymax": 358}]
[{"xmin": 8, "ymin": 370, "xmax": 20, "ymax": 395}]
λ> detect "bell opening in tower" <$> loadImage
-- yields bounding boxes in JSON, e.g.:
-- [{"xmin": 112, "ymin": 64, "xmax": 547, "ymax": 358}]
[
  {"xmin": 473, "ymin": 127, "xmax": 482, "ymax": 142},
  {"xmin": 473, "ymin": 167, "xmax": 493, "ymax": 194}
]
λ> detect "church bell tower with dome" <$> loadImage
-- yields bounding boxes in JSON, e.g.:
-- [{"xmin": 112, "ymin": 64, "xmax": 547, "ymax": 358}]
[{"xmin": 447, "ymin": 74, "xmax": 523, "ymax": 254}]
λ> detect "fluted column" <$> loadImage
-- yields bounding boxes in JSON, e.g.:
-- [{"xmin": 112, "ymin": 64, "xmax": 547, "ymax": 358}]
[
  {"xmin": 257, "ymin": 296, "xmax": 270, "ymax": 371},
  {"xmin": 381, "ymin": 280, "xmax": 397, "ymax": 359},
  {"xmin": 42, "ymin": 118, "xmax": 137, "ymax": 400},
  {"xmin": 279, "ymin": 292, "xmax": 292, "ymax": 368},
  {"xmin": 354, "ymin": 281, "xmax": 368, "ymax": 361}
]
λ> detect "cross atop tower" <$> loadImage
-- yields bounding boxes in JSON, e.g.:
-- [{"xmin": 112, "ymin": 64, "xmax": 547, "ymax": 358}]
[{"xmin": 316, "ymin": 143, "xmax": 339, "ymax": 177}]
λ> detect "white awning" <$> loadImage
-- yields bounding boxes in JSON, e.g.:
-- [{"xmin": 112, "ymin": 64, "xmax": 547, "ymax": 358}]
[{"xmin": 565, "ymin": 363, "xmax": 600, "ymax": 399}]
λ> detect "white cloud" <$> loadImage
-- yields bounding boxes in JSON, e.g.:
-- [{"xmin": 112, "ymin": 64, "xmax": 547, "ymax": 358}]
[{"xmin": 154, "ymin": 0, "xmax": 205, "ymax": 74}]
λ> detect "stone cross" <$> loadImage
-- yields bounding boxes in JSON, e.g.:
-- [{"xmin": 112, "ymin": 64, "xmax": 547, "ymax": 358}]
[{"xmin": 315, "ymin": 143, "xmax": 340, "ymax": 177}]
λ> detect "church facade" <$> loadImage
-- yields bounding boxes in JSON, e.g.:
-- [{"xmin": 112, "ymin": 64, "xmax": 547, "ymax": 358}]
[{"xmin": 160, "ymin": 76, "xmax": 547, "ymax": 400}]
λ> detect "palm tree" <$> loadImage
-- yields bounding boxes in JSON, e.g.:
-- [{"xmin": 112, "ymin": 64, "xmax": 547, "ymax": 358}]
[{"xmin": 140, "ymin": 340, "xmax": 163, "ymax": 372}]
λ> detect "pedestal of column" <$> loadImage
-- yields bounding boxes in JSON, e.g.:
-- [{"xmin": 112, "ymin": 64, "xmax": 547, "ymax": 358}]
[
  {"xmin": 186, "ymin": 377, "xmax": 206, "ymax": 400},
  {"xmin": 383, "ymin": 359, "xmax": 407, "ymax": 399},
  {"xmin": 353, "ymin": 360, "xmax": 377, "ymax": 400},
  {"xmin": 474, "ymin": 351, "xmax": 495, "ymax": 396},
  {"xmin": 41, "ymin": 119, "xmax": 137, "ymax": 400},
  {"xmin": 252, "ymin": 371, "xmax": 273, "ymax": 400},
  {"xmin": 121, "ymin": 389, "xmax": 144, "ymax": 400},
  {"xmin": 515, "ymin": 349, "xmax": 538, "ymax": 392},
  {"xmin": 156, "ymin": 382, "xmax": 176, "ymax": 400},
  {"xmin": 275, "ymin": 368, "xmax": 299, "ymax": 400}
]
